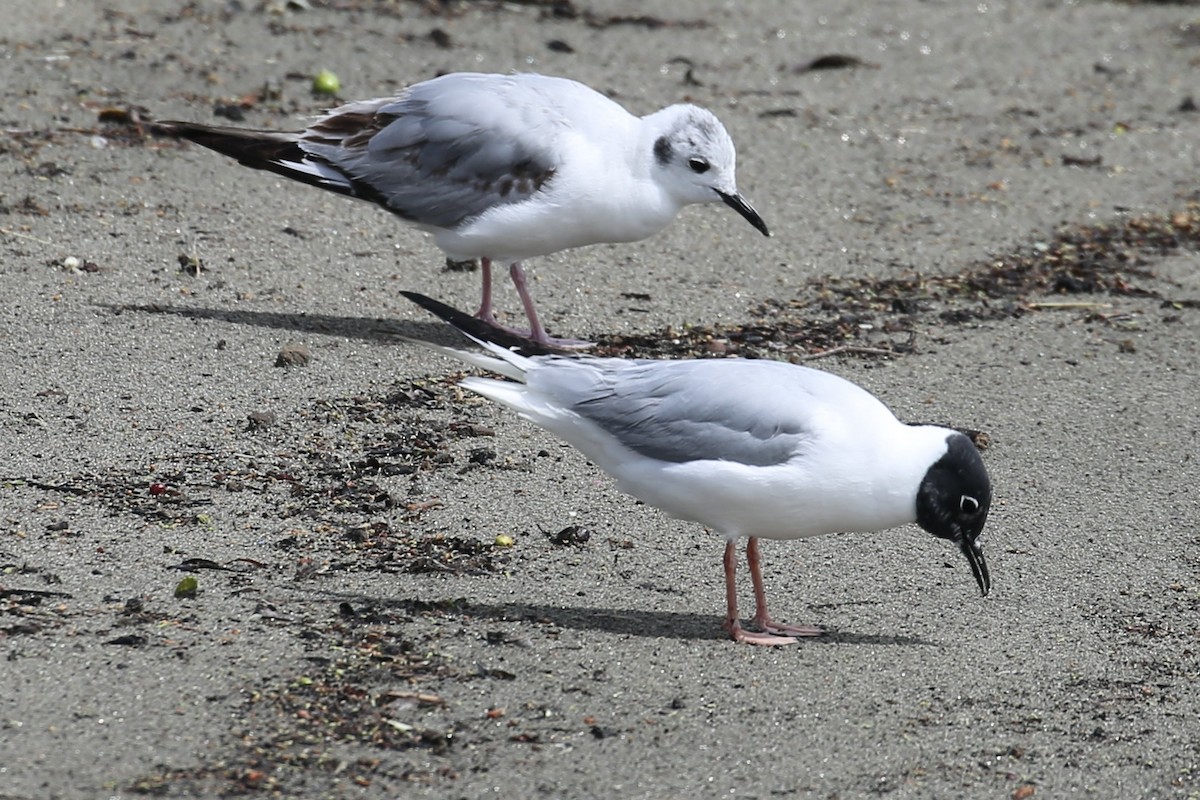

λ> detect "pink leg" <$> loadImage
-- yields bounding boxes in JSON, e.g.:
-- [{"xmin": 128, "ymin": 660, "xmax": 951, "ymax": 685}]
[
  {"xmin": 472, "ymin": 260, "xmax": 592, "ymax": 350},
  {"xmin": 508, "ymin": 262, "xmax": 550, "ymax": 343},
  {"xmin": 746, "ymin": 537, "xmax": 823, "ymax": 638},
  {"xmin": 508, "ymin": 263, "xmax": 594, "ymax": 349},
  {"xmin": 723, "ymin": 540, "xmax": 799, "ymax": 646},
  {"xmin": 474, "ymin": 258, "xmax": 500, "ymax": 325}
]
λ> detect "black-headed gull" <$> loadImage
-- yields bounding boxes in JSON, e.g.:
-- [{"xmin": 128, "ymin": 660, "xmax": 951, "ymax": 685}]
[
  {"xmin": 401, "ymin": 291, "xmax": 992, "ymax": 646},
  {"xmin": 154, "ymin": 72, "xmax": 769, "ymax": 348}
]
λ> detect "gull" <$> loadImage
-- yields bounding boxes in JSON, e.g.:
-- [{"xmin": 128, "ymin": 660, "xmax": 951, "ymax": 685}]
[
  {"xmin": 401, "ymin": 291, "xmax": 993, "ymax": 646},
  {"xmin": 153, "ymin": 71, "xmax": 769, "ymax": 347}
]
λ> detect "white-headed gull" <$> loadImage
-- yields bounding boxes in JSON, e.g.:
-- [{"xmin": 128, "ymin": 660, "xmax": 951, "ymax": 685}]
[
  {"xmin": 154, "ymin": 72, "xmax": 769, "ymax": 347},
  {"xmin": 401, "ymin": 291, "xmax": 992, "ymax": 646}
]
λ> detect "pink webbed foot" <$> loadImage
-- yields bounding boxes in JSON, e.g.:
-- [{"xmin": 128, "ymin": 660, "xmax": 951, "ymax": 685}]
[
  {"xmin": 529, "ymin": 332, "xmax": 594, "ymax": 351},
  {"xmin": 725, "ymin": 617, "xmax": 799, "ymax": 647},
  {"xmin": 505, "ymin": 261, "xmax": 593, "ymax": 350},
  {"xmin": 721, "ymin": 537, "xmax": 825, "ymax": 645},
  {"xmin": 487, "ymin": 321, "xmax": 593, "ymax": 350},
  {"xmin": 749, "ymin": 613, "xmax": 823, "ymax": 639},
  {"xmin": 473, "ymin": 258, "xmax": 593, "ymax": 350},
  {"xmin": 470, "ymin": 314, "xmax": 594, "ymax": 351}
]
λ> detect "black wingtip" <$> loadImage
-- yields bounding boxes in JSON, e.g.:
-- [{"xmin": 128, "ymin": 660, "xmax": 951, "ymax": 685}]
[
  {"xmin": 400, "ymin": 290, "xmax": 478, "ymax": 330},
  {"xmin": 150, "ymin": 120, "xmax": 215, "ymax": 146},
  {"xmin": 157, "ymin": 118, "xmax": 404, "ymax": 211},
  {"xmin": 399, "ymin": 291, "xmax": 562, "ymax": 355},
  {"xmin": 149, "ymin": 120, "xmax": 261, "ymax": 155},
  {"xmin": 150, "ymin": 120, "xmax": 317, "ymax": 180}
]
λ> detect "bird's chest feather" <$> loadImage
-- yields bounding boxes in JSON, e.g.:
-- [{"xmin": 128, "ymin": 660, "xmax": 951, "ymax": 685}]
[{"xmin": 607, "ymin": 436, "xmax": 922, "ymax": 541}]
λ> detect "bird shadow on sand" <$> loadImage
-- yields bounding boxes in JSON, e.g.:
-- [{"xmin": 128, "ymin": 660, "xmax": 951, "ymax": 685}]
[
  {"xmin": 110, "ymin": 300, "xmax": 943, "ymax": 651},
  {"xmin": 96, "ymin": 300, "xmax": 585, "ymax": 354},
  {"xmin": 319, "ymin": 591, "xmax": 937, "ymax": 647},
  {"xmin": 94, "ymin": 302, "xmax": 462, "ymax": 345}
]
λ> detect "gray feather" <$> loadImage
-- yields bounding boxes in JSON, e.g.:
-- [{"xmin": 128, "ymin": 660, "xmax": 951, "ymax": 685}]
[
  {"xmin": 300, "ymin": 75, "xmax": 561, "ymax": 229},
  {"xmin": 529, "ymin": 358, "xmax": 815, "ymax": 467}
]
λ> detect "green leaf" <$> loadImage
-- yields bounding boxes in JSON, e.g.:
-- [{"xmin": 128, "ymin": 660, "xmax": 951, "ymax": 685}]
[{"xmin": 174, "ymin": 576, "xmax": 199, "ymax": 599}]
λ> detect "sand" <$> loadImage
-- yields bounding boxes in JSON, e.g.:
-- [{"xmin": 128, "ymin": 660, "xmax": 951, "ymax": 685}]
[{"xmin": 2, "ymin": 1, "xmax": 1199, "ymax": 798}]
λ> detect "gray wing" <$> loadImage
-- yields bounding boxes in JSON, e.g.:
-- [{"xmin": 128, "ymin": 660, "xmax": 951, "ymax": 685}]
[
  {"xmin": 299, "ymin": 74, "xmax": 563, "ymax": 229},
  {"xmin": 530, "ymin": 358, "xmax": 820, "ymax": 467}
]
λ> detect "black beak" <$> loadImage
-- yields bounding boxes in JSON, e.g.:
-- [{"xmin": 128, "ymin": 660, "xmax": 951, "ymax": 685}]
[
  {"xmin": 959, "ymin": 537, "xmax": 991, "ymax": 597},
  {"xmin": 716, "ymin": 190, "xmax": 770, "ymax": 237}
]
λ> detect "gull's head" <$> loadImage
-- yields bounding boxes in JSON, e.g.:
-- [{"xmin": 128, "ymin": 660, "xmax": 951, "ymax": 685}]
[
  {"xmin": 648, "ymin": 105, "xmax": 769, "ymax": 237},
  {"xmin": 915, "ymin": 432, "xmax": 993, "ymax": 596}
]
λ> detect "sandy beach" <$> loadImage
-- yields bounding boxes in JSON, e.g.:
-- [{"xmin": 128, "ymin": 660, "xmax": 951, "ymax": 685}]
[{"xmin": 2, "ymin": 1, "xmax": 1199, "ymax": 797}]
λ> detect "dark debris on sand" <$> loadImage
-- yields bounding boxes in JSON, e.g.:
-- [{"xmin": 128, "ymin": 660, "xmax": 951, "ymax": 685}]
[
  {"xmin": 595, "ymin": 204, "xmax": 1200, "ymax": 360},
  {"xmin": 23, "ymin": 201, "xmax": 1199, "ymax": 796},
  {"xmin": 129, "ymin": 602, "xmax": 464, "ymax": 796}
]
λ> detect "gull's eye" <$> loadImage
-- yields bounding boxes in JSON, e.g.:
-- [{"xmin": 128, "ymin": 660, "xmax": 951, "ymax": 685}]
[
  {"xmin": 687, "ymin": 157, "xmax": 710, "ymax": 174},
  {"xmin": 960, "ymin": 495, "xmax": 980, "ymax": 514}
]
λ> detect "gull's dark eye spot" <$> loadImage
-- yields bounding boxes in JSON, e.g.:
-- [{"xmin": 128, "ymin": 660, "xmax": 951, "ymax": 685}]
[
  {"xmin": 687, "ymin": 158, "xmax": 710, "ymax": 174},
  {"xmin": 654, "ymin": 136, "xmax": 673, "ymax": 166},
  {"xmin": 960, "ymin": 495, "xmax": 980, "ymax": 514}
]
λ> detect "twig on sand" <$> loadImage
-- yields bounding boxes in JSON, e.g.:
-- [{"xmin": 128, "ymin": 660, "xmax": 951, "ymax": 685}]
[
  {"xmin": 1, "ymin": 228, "xmax": 54, "ymax": 246},
  {"xmin": 797, "ymin": 345, "xmax": 896, "ymax": 361},
  {"xmin": 1024, "ymin": 301, "xmax": 1113, "ymax": 310}
]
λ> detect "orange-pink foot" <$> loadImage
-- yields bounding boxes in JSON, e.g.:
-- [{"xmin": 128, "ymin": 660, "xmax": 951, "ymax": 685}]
[
  {"xmin": 725, "ymin": 618, "xmax": 799, "ymax": 646},
  {"xmin": 751, "ymin": 614, "xmax": 824, "ymax": 638},
  {"xmin": 473, "ymin": 310, "xmax": 592, "ymax": 351}
]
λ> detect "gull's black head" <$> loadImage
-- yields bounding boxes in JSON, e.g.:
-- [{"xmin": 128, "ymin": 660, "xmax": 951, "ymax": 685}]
[{"xmin": 915, "ymin": 432, "xmax": 993, "ymax": 596}]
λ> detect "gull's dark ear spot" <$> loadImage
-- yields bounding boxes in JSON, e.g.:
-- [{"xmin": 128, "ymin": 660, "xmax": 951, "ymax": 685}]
[
  {"xmin": 654, "ymin": 135, "xmax": 673, "ymax": 166},
  {"xmin": 960, "ymin": 495, "xmax": 980, "ymax": 514}
]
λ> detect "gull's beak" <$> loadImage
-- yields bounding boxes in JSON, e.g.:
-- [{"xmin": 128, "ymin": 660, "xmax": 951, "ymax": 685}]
[
  {"xmin": 959, "ymin": 536, "xmax": 991, "ymax": 597},
  {"xmin": 716, "ymin": 189, "xmax": 770, "ymax": 237}
]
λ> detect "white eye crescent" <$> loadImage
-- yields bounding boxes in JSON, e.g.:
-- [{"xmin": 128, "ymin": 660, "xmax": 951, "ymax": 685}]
[{"xmin": 960, "ymin": 495, "xmax": 980, "ymax": 514}]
